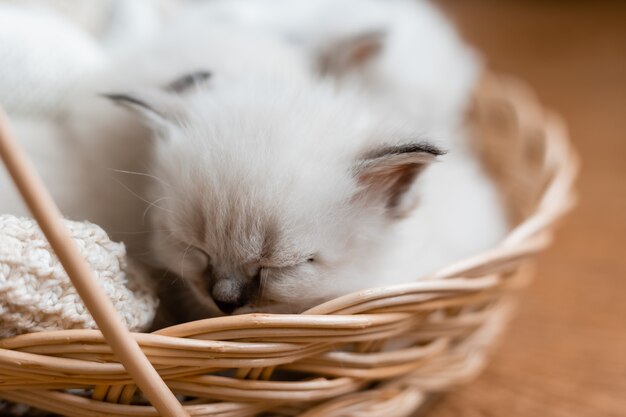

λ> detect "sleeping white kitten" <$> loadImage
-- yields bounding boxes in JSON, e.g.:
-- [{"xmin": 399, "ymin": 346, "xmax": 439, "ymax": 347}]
[
  {"xmin": 1, "ymin": 1, "xmax": 507, "ymax": 318},
  {"xmin": 112, "ymin": 77, "xmax": 505, "ymax": 317}
]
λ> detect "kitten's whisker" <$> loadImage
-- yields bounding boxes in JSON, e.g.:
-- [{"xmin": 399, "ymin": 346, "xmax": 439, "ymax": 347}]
[
  {"xmin": 142, "ymin": 196, "xmax": 173, "ymax": 225},
  {"xmin": 161, "ymin": 270, "xmax": 172, "ymax": 283},
  {"xmin": 164, "ymin": 229, "xmax": 185, "ymax": 242},
  {"xmin": 108, "ymin": 175, "xmax": 174, "ymax": 214},
  {"xmin": 179, "ymin": 243, "xmax": 194, "ymax": 281},
  {"xmin": 108, "ymin": 168, "xmax": 172, "ymax": 188}
]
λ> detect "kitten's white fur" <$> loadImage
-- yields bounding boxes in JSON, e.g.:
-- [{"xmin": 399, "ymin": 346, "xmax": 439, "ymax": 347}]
[{"xmin": 0, "ymin": 1, "xmax": 507, "ymax": 316}]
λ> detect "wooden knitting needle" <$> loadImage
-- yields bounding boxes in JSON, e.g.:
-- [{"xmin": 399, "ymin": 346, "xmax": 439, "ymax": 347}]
[{"xmin": 0, "ymin": 109, "xmax": 190, "ymax": 417}]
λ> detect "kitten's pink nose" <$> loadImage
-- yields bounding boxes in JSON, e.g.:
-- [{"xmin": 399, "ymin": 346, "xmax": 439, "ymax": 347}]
[{"xmin": 211, "ymin": 279, "xmax": 250, "ymax": 314}]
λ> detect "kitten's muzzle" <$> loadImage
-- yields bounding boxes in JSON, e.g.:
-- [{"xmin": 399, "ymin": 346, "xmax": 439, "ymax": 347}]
[{"xmin": 208, "ymin": 275, "xmax": 259, "ymax": 315}]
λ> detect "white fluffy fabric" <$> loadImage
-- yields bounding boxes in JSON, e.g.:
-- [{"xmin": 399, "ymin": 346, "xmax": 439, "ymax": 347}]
[
  {"xmin": 0, "ymin": 0, "xmax": 180, "ymax": 117},
  {"xmin": 0, "ymin": 215, "xmax": 158, "ymax": 337},
  {"xmin": 0, "ymin": 4, "xmax": 104, "ymax": 116}
]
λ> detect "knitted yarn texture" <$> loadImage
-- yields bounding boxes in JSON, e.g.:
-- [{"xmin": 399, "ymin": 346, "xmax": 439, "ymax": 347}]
[{"xmin": 0, "ymin": 214, "xmax": 158, "ymax": 337}]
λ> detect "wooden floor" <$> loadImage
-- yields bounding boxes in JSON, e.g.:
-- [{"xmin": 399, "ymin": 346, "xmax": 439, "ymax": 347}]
[{"xmin": 421, "ymin": 1, "xmax": 626, "ymax": 416}]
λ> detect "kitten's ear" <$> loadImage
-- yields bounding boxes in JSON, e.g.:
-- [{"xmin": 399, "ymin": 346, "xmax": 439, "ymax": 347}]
[
  {"xmin": 354, "ymin": 142, "xmax": 445, "ymax": 218},
  {"xmin": 317, "ymin": 30, "xmax": 386, "ymax": 76},
  {"xmin": 102, "ymin": 91, "xmax": 181, "ymax": 133},
  {"xmin": 103, "ymin": 70, "xmax": 211, "ymax": 131}
]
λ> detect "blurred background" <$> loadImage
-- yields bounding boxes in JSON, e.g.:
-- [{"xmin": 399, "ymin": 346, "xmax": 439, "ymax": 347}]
[{"xmin": 423, "ymin": 1, "xmax": 626, "ymax": 416}]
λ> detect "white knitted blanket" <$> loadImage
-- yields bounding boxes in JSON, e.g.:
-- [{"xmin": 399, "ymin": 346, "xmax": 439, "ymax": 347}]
[{"xmin": 0, "ymin": 215, "xmax": 158, "ymax": 337}]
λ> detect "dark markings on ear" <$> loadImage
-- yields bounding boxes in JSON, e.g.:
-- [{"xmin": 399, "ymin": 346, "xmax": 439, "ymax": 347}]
[
  {"xmin": 364, "ymin": 142, "xmax": 446, "ymax": 160},
  {"xmin": 101, "ymin": 92, "xmax": 166, "ymax": 119},
  {"xmin": 166, "ymin": 70, "xmax": 212, "ymax": 94},
  {"xmin": 101, "ymin": 92, "xmax": 171, "ymax": 130},
  {"xmin": 102, "ymin": 93, "xmax": 158, "ymax": 112},
  {"xmin": 356, "ymin": 141, "xmax": 446, "ymax": 218}
]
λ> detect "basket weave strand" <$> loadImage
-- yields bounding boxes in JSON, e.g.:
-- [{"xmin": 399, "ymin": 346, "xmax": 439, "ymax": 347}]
[{"xmin": 0, "ymin": 73, "xmax": 578, "ymax": 417}]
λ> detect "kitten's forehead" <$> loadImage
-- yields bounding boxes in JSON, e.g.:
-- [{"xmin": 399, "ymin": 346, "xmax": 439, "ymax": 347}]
[{"xmin": 197, "ymin": 178, "xmax": 337, "ymax": 261}]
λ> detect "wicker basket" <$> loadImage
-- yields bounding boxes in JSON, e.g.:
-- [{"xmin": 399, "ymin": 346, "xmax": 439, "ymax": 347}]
[{"xmin": 0, "ymin": 73, "xmax": 578, "ymax": 417}]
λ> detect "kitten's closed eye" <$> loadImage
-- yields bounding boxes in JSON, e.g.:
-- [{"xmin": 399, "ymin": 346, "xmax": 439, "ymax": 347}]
[
  {"xmin": 260, "ymin": 255, "xmax": 317, "ymax": 270},
  {"xmin": 181, "ymin": 245, "xmax": 210, "ymax": 271},
  {"xmin": 191, "ymin": 245, "xmax": 210, "ymax": 258}
]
